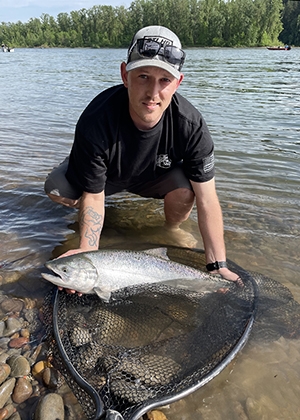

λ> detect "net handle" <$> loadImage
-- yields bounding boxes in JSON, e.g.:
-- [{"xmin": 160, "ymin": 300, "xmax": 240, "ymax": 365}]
[{"xmin": 52, "ymin": 288, "xmax": 106, "ymax": 420}]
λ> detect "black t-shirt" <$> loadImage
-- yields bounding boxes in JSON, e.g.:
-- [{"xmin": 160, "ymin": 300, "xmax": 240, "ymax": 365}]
[{"xmin": 66, "ymin": 84, "xmax": 215, "ymax": 194}]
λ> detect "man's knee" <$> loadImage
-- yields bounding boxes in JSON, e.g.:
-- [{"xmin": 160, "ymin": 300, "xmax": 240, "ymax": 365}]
[
  {"xmin": 47, "ymin": 193, "xmax": 80, "ymax": 208},
  {"xmin": 165, "ymin": 187, "xmax": 195, "ymax": 205},
  {"xmin": 44, "ymin": 158, "xmax": 81, "ymax": 208}
]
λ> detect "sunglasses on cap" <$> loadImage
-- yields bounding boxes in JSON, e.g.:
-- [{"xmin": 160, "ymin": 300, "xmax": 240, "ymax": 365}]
[{"xmin": 128, "ymin": 38, "xmax": 186, "ymax": 71}]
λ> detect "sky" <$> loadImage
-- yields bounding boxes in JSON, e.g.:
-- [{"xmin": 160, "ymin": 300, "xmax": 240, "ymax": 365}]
[{"xmin": 0, "ymin": 0, "xmax": 132, "ymax": 23}]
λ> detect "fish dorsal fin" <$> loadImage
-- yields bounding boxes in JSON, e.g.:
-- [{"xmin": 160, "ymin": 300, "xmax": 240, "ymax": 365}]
[
  {"xmin": 94, "ymin": 287, "xmax": 111, "ymax": 303},
  {"xmin": 142, "ymin": 247, "xmax": 169, "ymax": 261}
]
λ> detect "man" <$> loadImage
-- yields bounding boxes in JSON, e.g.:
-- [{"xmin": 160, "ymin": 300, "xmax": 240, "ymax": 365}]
[{"xmin": 45, "ymin": 25, "xmax": 240, "ymax": 286}]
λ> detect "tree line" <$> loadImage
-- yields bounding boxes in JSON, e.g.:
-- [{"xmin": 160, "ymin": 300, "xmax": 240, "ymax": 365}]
[{"xmin": 0, "ymin": 0, "xmax": 299, "ymax": 48}]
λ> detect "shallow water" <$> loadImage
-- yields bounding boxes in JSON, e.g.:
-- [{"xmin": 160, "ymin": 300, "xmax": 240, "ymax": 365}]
[{"xmin": 0, "ymin": 47, "xmax": 299, "ymax": 419}]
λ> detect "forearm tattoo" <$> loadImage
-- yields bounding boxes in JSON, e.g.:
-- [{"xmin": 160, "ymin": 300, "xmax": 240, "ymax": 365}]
[{"xmin": 80, "ymin": 206, "xmax": 103, "ymax": 247}]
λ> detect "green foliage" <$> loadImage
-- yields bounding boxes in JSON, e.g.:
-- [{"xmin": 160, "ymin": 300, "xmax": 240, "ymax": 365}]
[
  {"xmin": 0, "ymin": 0, "xmax": 297, "ymax": 48},
  {"xmin": 279, "ymin": 0, "xmax": 300, "ymax": 45}
]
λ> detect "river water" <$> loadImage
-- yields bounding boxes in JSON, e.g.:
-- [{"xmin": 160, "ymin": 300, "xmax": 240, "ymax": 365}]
[{"xmin": 0, "ymin": 47, "xmax": 299, "ymax": 419}]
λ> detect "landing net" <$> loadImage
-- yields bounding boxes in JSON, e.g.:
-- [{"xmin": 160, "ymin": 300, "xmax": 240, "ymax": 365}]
[{"xmin": 43, "ymin": 248, "xmax": 257, "ymax": 420}]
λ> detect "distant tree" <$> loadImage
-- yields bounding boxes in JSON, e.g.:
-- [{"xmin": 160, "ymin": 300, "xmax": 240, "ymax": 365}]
[
  {"xmin": 0, "ymin": 0, "xmax": 296, "ymax": 48},
  {"xmin": 279, "ymin": 0, "xmax": 300, "ymax": 45}
]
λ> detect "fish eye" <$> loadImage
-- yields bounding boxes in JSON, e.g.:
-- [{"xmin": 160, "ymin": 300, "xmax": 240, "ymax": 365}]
[{"xmin": 61, "ymin": 266, "xmax": 68, "ymax": 273}]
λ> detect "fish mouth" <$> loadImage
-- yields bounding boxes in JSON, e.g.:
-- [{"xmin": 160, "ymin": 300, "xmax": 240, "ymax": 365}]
[{"xmin": 41, "ymin": 270, "xmax": 64, "ymax": 283}]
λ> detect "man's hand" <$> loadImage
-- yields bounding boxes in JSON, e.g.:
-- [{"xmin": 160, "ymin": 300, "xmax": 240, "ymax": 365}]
[
  {"xmin": 58, "ymin": 248, "xmax": 88, "ymax": 258},
  {"xmin": 213, "ymin": 267, "xmax": 244, "ymax": 287}
]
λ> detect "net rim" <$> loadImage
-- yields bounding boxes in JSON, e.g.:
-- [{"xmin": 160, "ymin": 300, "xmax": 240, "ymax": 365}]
[{"xmin": 51, "ymin": 249, "xmax": 259, "ymax": 420}]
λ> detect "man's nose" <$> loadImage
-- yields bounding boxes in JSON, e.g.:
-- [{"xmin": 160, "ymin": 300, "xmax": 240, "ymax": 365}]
[{"xmin": 146, "ymin": 79, "xmax": 160, "ymax": 98}]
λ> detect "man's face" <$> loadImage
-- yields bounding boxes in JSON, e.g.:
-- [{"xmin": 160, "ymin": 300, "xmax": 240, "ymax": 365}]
[{"xmin": 121, "ymin": 63, "xmax": 183, "ymax": 130}]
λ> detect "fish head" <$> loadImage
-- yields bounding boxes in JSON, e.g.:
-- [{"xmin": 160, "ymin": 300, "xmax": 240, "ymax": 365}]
[{"xmin": 41, "ymin": 254, "xmax": 99, "ymax": 294}]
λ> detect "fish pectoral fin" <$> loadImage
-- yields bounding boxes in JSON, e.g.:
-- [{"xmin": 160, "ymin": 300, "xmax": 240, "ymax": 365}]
[
  {"xmin": 143, "ymin": 247, "xmax": 169, "ymax": 260},
  {"xmin": 94, "ymin": 287, "xmax": 111, "ymax": 303}
]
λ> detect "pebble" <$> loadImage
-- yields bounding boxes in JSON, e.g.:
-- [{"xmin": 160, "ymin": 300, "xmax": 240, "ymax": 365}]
[
  {"xmin": 0, "ymin": 407, "xmax": 10, "ymax": 420},
  {"xmin": 9, "ymin": 337, "xmax": 29, "ymax": 349},
  {"xmin": 42, "ymin": 367, "xmax": 59, "ymax": 389},
  {"xmin": 0, "ymin": 364, "xmax": 10, "ymax": 385},
  {"xmin": 3, "ymin": 318, "xmax": 23, "ymax": 337},
  {"xmin": 62, "ymin": 389, "xmax": 86, "ymax": 420},
  {"xmin": 30, "ymin": 343, "xmax": 47, "ymax": 364},
  {"xmin": 7, "ymin": 355, "xmax": 31, "ymax": 378},
  {"xmin": 0, "ymin": 403, "xmax": 15, "ymax": 419},
  {"xmin": 0, "ymin": 339, "xmax": 10, "ymax": 349},
  {"xmin": 12, "ymin": 377, "xmax": 33, "ymax": 404},
  {"xmin": 32, "ymin": 361, "xmax": 47, "ymax": 379},
  {"xmin": 34, "ymin": 393, "xmax": 65, "ymax": 420},
  {"xmin": 145, "ymin": 410, "xmax": 168, "ymax": 420},
  {"xmin": 0, "ymin": 355, "xmax": 9, "ymax": 364},
  {"xmin": 0, "ymin": 298, "xmax": 24, "ymax": 314},
  {"xmin": 20, "ymin": 329, "xmax": 30, "ymax": 339},
  {"xmin": 9, "ymin": 412, "xmax": 21, "ymax": 420},
  {"xmin": 0, "ymin": 377, "xmax": 16, "ymax": 409},
  {"xmin": 23, "ymin": 309, "xmax": 43, "ymax": 334}
]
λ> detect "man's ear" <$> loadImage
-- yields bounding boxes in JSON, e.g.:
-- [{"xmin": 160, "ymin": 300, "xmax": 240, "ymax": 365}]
[
  {"xmin": 120, "ymin": 62, "xmax": 128, "ymax": 88},
  {"xmin": 177, "ymin": 73, "xmax": 184, "ymax": 88}
]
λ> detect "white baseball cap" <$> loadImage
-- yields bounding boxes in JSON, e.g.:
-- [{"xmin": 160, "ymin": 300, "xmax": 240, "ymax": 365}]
[{"xmin": 126, "ymin": 26, "xmax": 185, "ymax": 79}]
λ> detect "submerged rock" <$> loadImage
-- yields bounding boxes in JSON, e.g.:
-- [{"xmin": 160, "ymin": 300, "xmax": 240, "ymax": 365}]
[
  {"xmin": 7, "ymin": 355, "xmax": 30, "ymax": 377},
  {"xmin": 0, "ymin": 377, "xmax": 16, "ymax": 409},
  {"xmin": 3, "ymin": 317, "xmax": 23, "ymax": 337},
  {"xmin": 0, "ymin": 403, "xmax": 16, "ymax": 419},
  {"xmin": 12, "ymin": 377, "xmax": 33, "ymax": 403},
  {"xmin": 34, "ymin": 393, "xmax": 65, "ymax": 420},
  {"xmin": 0, "ymin": 364, "xmax": 10, "ymax": 385}
]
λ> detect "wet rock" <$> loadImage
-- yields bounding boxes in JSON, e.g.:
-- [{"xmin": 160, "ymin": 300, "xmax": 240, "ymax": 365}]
[
  {"xmin": 12, "ymin": 377, "xmax": 33, "ymax": 404},
  {"xmin": 23, "ymin": 309, "xmax": 43, "ymax": 334},
  {"xmin": 32, "ymin": 361, "xmax": 47, "ymax": 379},
  {"xmin": 9, "ymin": 412, "xmax": 21, "ymax": 420},
  {"xmin": 0, "ymin": 377, "xmax": 16, "ymax": 408},
  {"xmin": 0, "ymin": 364, "xmax": 10, "ymax": 385},
  {"xmin": 0, "ymin": 403, "xmax": 15, "ymax": 419},
  {"xmin": 0, "ymin": 406, "xmax": 11, "ymax": 420},
  {"xmin": 30, "ymin": 343, "xmax": 47, "ymax": 364},
  {"xmin": 23, "ymin": 297, "xmax": 38, "ymax": 310},
  {"xmin": 7, "ymin": 355, "xmax": 30, "ymax": 378},
  {"xmin": 9, "ymin": 337, "xmax": 29, "ymax": 349},
  {"xmin": 0, "ymin": 339, "xmax": 10, "ymax": 349},
  {"xmin": 0, "ymin": 355, "xmax": 9, "ymax": 365},
  {"xmin": 42, "ymin": 367, "xmax": 59, "ymax": 389},
  {"xmin": 3, "ymin": 318, "xmax": 23, "ymax": 337},
  {"xmin": 6, "ymin": 348, "xmax": 22, "ymax": 357},
  {"xmin": 62, "ymin": 390, "xmax": 86, "ymax": 420},
  {"xmin": 30, "ymin": 382, "xmax": 42, "ymax": 398},
  {"xmin": 145, "ymin": 410, "xmax": 168, "ymax": 420},
  {"xmin": 34, "ymin": 393, "xmax": 65, "ymax": 420},
  {"xmin": 0, "ymin": 271, "xmax": 21, "ymax": 285},
  {"xmin": 20, "ymin": 329, "xmax": 30, "ymax": 339},
  {"xmin": 0, "ymin": 298, "xmax": 24, "ymax": 314}
]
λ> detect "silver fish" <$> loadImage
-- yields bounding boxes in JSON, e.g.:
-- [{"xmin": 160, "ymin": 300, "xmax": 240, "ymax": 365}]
[{"xmin": 42, "ymin": 248, "xmax": 209, "ymax": 302}]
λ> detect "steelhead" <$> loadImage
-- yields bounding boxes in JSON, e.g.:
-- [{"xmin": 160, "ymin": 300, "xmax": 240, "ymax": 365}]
[{"xmin": 42, "ymin": 248, "xmax": 208, "ymax": 302}]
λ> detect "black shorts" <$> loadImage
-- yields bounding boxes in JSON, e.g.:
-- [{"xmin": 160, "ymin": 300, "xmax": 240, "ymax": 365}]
[{"xmin": 44, "ymin": 157, "xmax": 193, "ymax": 200}]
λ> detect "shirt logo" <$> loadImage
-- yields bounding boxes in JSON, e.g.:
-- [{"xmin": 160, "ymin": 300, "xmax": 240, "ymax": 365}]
[
  {"xmin": 156, "ymin": 154, "xmax": 172, "ymax": 169},
  {"xmin": 203, "ymin": 153, "xmax": 215, "ymax": 173}
]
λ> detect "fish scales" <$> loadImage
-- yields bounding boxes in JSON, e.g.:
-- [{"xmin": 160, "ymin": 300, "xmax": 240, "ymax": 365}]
[{"xmin": 42, "ymin": 249, "xmax": 207, "ymax": 302}]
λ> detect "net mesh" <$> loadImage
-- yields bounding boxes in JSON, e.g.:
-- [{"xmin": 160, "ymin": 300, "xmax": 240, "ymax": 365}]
[{"xmin": 43, "ymin": 248, "xmax": 257, "ymax": 420}]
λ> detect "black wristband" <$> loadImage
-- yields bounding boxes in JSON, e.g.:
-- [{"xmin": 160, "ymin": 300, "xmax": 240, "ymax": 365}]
[{"xmin": 206, "ymin": 261, "xmax": 227, "ymax": 271}]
